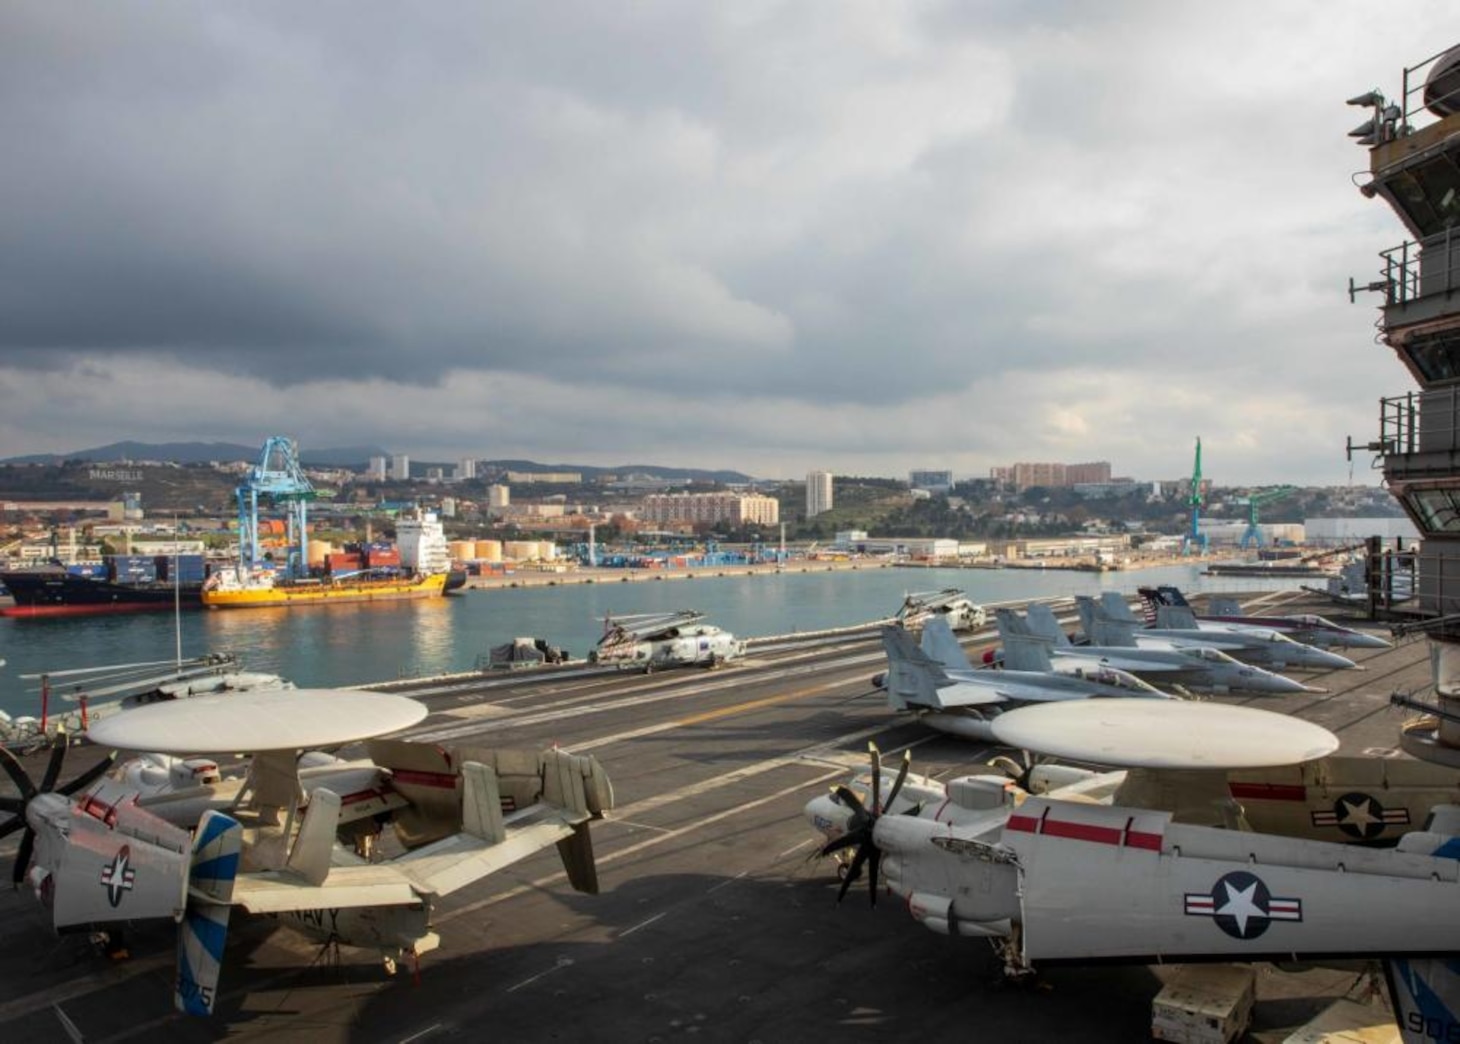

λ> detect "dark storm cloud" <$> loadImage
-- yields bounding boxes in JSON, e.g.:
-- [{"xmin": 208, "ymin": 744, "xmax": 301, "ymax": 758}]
[{"xmin": 0, "ymin": 1, "xmax": 1453, "ymax": 482}]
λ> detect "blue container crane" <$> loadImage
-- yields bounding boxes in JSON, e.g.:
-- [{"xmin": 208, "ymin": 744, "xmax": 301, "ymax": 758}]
[{"xmin": 235, "ymin": 436, "xmax": 316, "ymax": 579}]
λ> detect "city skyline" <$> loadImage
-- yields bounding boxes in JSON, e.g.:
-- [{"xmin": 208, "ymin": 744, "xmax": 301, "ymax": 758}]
[{"xmin": 1, "ymin": 5, "xmax": 1450, "ymax": 484}]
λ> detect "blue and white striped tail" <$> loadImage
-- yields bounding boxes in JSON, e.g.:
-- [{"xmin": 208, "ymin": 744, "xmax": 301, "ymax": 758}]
[{"xmin": 176, "ymin": 811, "xmax": 241, "ymax": 1016}]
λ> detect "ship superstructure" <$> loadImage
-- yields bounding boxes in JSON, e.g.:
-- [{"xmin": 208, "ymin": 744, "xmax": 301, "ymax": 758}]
[{"xmin": 1349, "ymin": 46, "xmax": 1460, "ymax": 764}]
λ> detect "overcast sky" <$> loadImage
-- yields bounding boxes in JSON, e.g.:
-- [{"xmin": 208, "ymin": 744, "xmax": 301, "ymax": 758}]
[{"xmin": 0, "ymin": 3, "xmax": 1452, "ymax": 484}]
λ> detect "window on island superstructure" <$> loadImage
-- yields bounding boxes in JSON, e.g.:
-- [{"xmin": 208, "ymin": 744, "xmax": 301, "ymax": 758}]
[
  {"xmin": 1388, "ymin": 155, "xmax": 1460, "ymax": 235},
  {"xmin": 1403, "ymin": 328, "xmax": 1460, "ymax": 383},
  {"xmin": 1405, "ymin": 488, "xmax": 1460, "ymax": 533}
]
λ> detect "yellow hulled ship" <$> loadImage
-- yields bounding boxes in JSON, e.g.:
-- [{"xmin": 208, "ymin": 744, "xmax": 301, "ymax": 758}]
[{"xmin": 201, "ymin": 568, "xmax": 448, "ymax": 609}]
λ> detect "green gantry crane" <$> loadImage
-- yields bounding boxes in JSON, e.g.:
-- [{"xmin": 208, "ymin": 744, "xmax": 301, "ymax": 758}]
[{"xmin": 1239, "ymin": 485, "xmax": 1297, "ymax": 550}]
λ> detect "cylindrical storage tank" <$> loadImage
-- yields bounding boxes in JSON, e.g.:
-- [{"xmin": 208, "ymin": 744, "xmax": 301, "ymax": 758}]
[
  {"xmin": 449, "ymin": 540, "xmax": 477, "ymax": 561},
  {"xmin": 475, "ymin": 540, "xmax": 503, "ymax": 562},
  {"xmin": 504, "ymin": 541, "xmax": 537, "ymax": 561},
  {"xmin": 308, "ymin": 540, "xmax": 333, "ymax": 567}
]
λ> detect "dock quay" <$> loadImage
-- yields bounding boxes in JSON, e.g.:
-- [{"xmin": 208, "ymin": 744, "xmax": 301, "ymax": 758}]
[
  {"xmin": 452, "ymin": 552, "xmax": 1280, "ymax": 591},
  {"xmin": 0, "ymin": 588, "xmax": 1420, "ymax": 1042}
]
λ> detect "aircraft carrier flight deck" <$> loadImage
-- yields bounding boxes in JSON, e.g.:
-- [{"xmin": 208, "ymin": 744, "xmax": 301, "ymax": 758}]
[{"xmin": 0, "ymin": 589, "xmax": 1422, "ymax": 1043}]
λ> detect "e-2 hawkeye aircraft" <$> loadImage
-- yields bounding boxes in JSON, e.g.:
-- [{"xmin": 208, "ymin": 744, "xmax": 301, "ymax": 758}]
[
  {"xmin": 1081, "ymin": 594, "xmax": 1358, "ymax": 672},
  {"xmin": 877, "ymin": 619, "xmax": 1175, "ymax": 742},
  {"xmin": 806, "ymin": 699, "xmax": 1460, "ymax": 1040},
  {"xmin": 986, "ymin": 606, "xmax": 1314, "ymax": 695},
  {"xmin": 0, "ymin": 688, "xmax": 613, "ymax": 1015},
  {"xmin": 591, "ymin": 610, "xmax": 744, "ymax": 670},
  {"xmin": 1138, "ymin": 585, "xmax": 1393, "ymax": 651}
]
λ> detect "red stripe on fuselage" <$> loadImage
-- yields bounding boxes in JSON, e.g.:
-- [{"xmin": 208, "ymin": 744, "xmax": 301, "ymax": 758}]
[
  {"xmin": 1007, "ymin": 812, "xmax": 1162, "ymax": 850},
  {"xmin": 1228, "ymin": 782, "xmax": 1308, "ymax": 802},
  {"xmin": 389, "ymin": 768, "xmax": 458, "ymax": 789}
]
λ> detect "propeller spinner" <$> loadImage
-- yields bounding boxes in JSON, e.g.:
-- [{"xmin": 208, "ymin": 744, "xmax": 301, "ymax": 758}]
[
  {"xmin": 817, "ymin": 743, "xmax": 912, "ymax": 906},
  {"xmin": 0, "ymin": 734, "xmax": 116, "ymax": 886}
]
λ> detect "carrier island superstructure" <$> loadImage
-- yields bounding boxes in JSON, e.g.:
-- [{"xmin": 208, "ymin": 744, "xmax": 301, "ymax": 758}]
[{"xmin": 1349, "ymin": 47, "xmax": 1460, "ymax": 764}]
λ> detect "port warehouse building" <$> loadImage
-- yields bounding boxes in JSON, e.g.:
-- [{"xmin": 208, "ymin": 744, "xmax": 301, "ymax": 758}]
[
  {"xmin": 639, "ymin": 492, "xmax": 780, "ymax": 527},
  {"xmin": 832, "ymin": 531, "xmax": 1133, "ymax": 561}
]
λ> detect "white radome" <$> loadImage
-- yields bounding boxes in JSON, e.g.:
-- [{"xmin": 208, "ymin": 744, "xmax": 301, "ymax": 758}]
[
  {"xmin": 87, "ymin": 689, "xmax": 427, "ymax": 753},
  {"xmin": 989, "ymin": 698, "xmax": 1339, "ymax": 770}
]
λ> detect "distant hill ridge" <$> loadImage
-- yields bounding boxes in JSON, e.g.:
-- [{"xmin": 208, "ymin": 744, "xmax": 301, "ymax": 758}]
[{"xmin": 2, "ymin": 443, "xmax": 755, "ymax": 483}]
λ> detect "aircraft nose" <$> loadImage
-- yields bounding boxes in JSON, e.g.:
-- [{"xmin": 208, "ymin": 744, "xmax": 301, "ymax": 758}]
[
  {"xmin": 1264, "ymin": 670, "xmax": 1309, "ymax": 694},
  {"xmin": 1349, "ymin": 632, "xmax": 1393, "ymax": 650},
  {"xmin": 1312, "ymin": 648, "xmax": 1358, "ymax": 670}
]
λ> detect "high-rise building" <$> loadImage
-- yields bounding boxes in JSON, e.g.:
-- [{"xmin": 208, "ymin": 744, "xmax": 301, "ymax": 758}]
[
  {"xmin": 1066, "ymin": 461, "xmax": 1112, "ymax": 485},
  {"xmin": 368, "ymin": 456, "xmax": 388, "ymax": 481},
  {"xmin": 991, "ymin": 461, "xmax": 1114, "ymax": 492},
  {"xmin": 640, "ymin": 492, "xmax": 779, "ymax": 527},
  {"xmin": 456, "ymin": 457, "xmax": 477, "ymax": 481},
  {"xmin": 488, "ymin": 484, "xmax": 511, "ymax": 512},
  {"xmin": 391, "ymin": 454, "xmax": 410, "ymax": 481},
  {"xmin": 806, "ymin": 471, "xmax": 833, "ymax": 517}
]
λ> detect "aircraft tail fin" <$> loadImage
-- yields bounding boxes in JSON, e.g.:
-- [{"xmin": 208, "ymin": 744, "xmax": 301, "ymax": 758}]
[
  {"xmin": 993, "ymin": 607, "xmax": 1030, "ymax": 638},
  {"xmin": 1154, "ymin": 604, "xmax": 1201, "ymax": 630},
  {"xmin": 921, "ymin": 615, "xmax": 974, "ymax": 670},
  {"xmin": 1024, "ymin": 604, "xmax": 1072, "ymax": 646},
  {"xmin": 285, "ymin": 787, "xmax": 340, "ymax": 886},
  {"xmin": 1000, "ymin": 634, "xmax": 1056, "ymax": 673},
  {"xmin": 1153, "ymin": 585, "xmax": 1190, "ymax": 607},
  {"xmin": 1099, "ymin": 592, "xmax": 1140, "ymax": 623},
  {"xmin": 1385, "ymin": 957, "xmax": 1460, "ymax": 1043},
  {"xmin": 881, "ymin": 625, "xmax": 950, "ymax": 711},
  {"xmin": 1076, "ymin": 597, "xmax": 1138, "ymax": 647},
  {"xmin": 1207, "ymin": 597, "xmax": 1243, "ymax": 616},
  {"xmin": 176, "ymin": 811, "xmax": 241, "ymax": 1016},
  {"xmin": 557, "ymin": 821, "xmax": 600, "ymax": 895}
]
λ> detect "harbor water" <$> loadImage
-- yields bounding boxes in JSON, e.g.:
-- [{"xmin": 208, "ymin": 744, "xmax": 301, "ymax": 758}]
[{"xmin": 0, "ymin": 564, "xmax": 1316, "ymax": 719}]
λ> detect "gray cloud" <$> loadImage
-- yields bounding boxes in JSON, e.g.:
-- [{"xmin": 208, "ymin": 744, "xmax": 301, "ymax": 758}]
[{"xmin": 0, "ymin": 1, "xmax": 1450, "ymax": 481}]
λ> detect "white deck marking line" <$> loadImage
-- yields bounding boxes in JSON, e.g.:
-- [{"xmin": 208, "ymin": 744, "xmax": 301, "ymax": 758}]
[
  {"xmin": 397, "ymin": 1023, "xmax": 444, "ymax": 1044},
  {"xmin": 777, "ymin": 839, "xmax": 814, "ymax": 859},
  {"xmin": 618, "ymin": 911, "xmax": 669, "ymax": 938},
  {"xmin": 610, "ymin": 720, "xmax": 910, "ymax": 822},
  {"xmin": 706, "ymin": 870, "xmax": 749, "ymax": 894},
  {"xmin": 408, "ymin": 655, "xmax": 871, "ymax": 743},
  {"xmin": 439, "ymin": 763, "xmax": 852, "ymax": 926},
  {"xmin": 506, "ymin": 957, "xmax": 574, "ymax": 994}
]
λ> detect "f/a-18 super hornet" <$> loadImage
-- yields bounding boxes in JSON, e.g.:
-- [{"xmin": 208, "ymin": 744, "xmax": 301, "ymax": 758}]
[
  {"xmin": 1137, "ymin": 585, "xmax": 1393, "ymax": 651},
  {"xmin": 987, "ymin": 605, "xmax": 1314, "ymax": 695},
  {"xmin": 877, "ymin": 618, "xmax": 1174, "ymax": 742},
  {"xmin": 1081, "ymin": 594, "xmax": 1358, "ymax": 672}
]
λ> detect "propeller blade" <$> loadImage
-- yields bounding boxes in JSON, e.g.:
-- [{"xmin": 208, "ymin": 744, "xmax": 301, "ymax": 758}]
[
  {"xmin": 837, "ymin": 845, "xmax": 869, "ymax": 904},
  {"xmin": 0, "ymin": 814, "xmax": 26, "ymax": 838},
  {"xmin": 884, "ymin": 750, "xmax": 912, "ymax": 810},
  {"xmin": 867, "ymin": 847, "xmax": 881, "ymax": 907},
  {"xmin": 59, "ymin": 751, "xmax": 117, "ymax": 797},
  {"xmin": 832, "ymin": 785, "xmax": 867, "ymax": 820},
  {"xmin": 0, "ymin": 746, "xmax": 36, "ymax": 802},
  {"xmin": 868, "ymin": 744, "xmax": 882, "ymax": 813},
  {"xmin": 0, "ymin": 796, "xmax": 24, "ymax": 815},
  {"xmin": 12, "ymin": 828, "xmax": 34, "ymax": 886},
  {"xmin": 38, "ymin": 736, "xmax": 67, "ymax": 794},
  {"xmin": 819, "ymin": 831, "xmax": 866, "ymax": 858}
]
